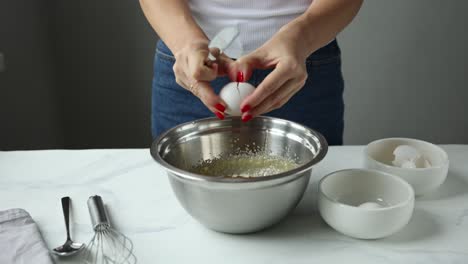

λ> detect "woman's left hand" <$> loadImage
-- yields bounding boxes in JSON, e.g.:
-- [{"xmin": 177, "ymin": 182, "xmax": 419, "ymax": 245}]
[{"xmin": 233, "ymin": 28, "xmax": 309, "ymax": 122}]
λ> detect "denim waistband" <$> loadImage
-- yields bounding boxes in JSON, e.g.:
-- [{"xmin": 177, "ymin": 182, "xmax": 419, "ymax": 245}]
[{"xmin": 156, "ymin": 38, "xmax": 340, "ymax": 63}]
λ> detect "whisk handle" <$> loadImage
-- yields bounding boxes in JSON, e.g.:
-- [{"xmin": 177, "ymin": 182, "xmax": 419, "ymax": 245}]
[{"xmin": 87, "ymin": 195, "xmax": 110, "ymax": 230}]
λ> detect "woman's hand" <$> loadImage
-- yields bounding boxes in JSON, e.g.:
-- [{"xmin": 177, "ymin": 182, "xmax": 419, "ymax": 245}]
[
  {"xmin": 234, "ymin": 28, "xmax": 309, "ymax": 122},
  {"xmin": 232, "ymin": 0, "xmax": 363, "ymax": 122},
  {"xmin": 173, "ymin": 39, "xmax": 236, "ymax": 119}
]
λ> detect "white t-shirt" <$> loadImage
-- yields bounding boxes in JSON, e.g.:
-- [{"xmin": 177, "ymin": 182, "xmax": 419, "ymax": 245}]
[{"xmin": 189, "ymin": 0, "xmax": 312, "ymax": 58}]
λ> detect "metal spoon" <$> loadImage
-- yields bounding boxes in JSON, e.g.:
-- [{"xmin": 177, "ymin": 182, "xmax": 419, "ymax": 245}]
[{"xmin": 52, "ymin": 196, "xmax": 85, "ymax": 256}]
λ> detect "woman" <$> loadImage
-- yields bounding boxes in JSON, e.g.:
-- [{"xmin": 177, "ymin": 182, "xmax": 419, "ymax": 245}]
[{"xmin": 140, "ymin": 0, "xmax": 363, "ymax": 145}]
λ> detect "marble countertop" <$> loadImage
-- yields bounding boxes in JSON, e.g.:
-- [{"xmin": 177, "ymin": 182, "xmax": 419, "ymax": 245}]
[{"xmin": 1, "ymin": 145, "xmax": 468, "ymax": 263}]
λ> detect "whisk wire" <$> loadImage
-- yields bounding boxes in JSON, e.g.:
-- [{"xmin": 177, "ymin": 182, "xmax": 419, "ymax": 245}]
[
  {"xmin": 110, "ymin": 228, "xmax": 136, "ymax": 263},
  {"xmin": 81, "ymin": 196, "xmax": 137, "ymax": 264}
]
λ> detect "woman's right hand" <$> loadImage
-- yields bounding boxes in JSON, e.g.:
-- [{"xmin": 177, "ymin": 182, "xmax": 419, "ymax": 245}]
[{"xmin": 173, "ymin": 39, "xmax": 236, "ymax": 119}]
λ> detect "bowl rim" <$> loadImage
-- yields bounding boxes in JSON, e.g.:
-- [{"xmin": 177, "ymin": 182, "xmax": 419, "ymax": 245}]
[
  {"xmin": 318, "ymin": 168, "xmax": 415, "ymax": 211},
  {"xmin": 150, "ymin": 116, "xmax": 328, "ymax": 183},
  {"xmin": 364, "ymin": 137, "xmax": 449, "ymax": 171}
]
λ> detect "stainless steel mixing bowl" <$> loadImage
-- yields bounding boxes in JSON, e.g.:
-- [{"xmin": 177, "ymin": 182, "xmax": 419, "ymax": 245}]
[{"xmin": 150, "ymin": 116, "xmax": 328, "ymax": 234}]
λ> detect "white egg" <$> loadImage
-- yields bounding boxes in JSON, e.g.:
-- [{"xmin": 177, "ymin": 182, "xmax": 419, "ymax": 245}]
[
  {"xmin": 358, "ymin": 202, "xmax": 383, "ymax": 209},
  {"xmin": 219, "ymin": 82, "xmax": 255, "ymax": 116}
]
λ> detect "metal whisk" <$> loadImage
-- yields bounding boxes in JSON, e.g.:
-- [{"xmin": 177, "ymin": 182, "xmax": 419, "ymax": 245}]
[{"xmin": 81, "ymin": 195, "xmax": 137, "ymax": 264}]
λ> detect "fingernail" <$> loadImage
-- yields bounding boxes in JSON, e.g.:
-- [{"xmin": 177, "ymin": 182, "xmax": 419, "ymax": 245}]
[
  {"xmin": 237, "ymin": 71, "xmax": 244, "ymax": 82},
  {"xmin": 241, "ymin": 104, "xmax": 251, "ymax": 113},
  {"xmin": 215, "ymin": 103, "xmax": 225, "ymax": 112},
  {"xmin": 215, "ymin": 112, "xmax": 225, "ymax": 120},
  {"xmin": 242, "ymin": 114, "xmax": 252, "ymax": 122}
]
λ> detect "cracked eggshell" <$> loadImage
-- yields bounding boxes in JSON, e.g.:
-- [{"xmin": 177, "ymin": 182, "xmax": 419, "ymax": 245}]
[
  {"xmin": 392, "ymin": 145, "xmax": 421, "ymax": 167},
  {"xmin": 392, "ymin": 145, "xmax": 432, "ymax": 169},
  {"xmin": 219, "ymin": 82, "xmax": 255, "ymax": 116}
]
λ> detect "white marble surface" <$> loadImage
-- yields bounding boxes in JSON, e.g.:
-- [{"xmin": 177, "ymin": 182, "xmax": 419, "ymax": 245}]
[{"xmin": 1, "ymin": 146, "xmax": 468, "ymax": 263}]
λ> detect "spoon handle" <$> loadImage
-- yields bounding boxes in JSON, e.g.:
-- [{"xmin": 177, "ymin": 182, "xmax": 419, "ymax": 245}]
[{"xmin": 61, "ymin": 196, "xmax": 72, "ymax": 241}]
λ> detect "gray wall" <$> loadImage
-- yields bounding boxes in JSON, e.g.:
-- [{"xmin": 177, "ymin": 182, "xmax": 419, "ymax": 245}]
[
  {"xmin": 1, "ymin": 1, "xmax": 467, "ymax": 150},
  {"xmin": 0, "ymin": 0, "xmax": 64, "ymax": 149},
  {"xmin": 53, "ymin": 0, "xmax": 156, "ymax": 148},
  {"xmin": 0, "ymin": 0, "xmax": 156, "ymax": 150},
  {"xmin": 340, "ymin": 1, "xmax": 468, "ymax": 144}
]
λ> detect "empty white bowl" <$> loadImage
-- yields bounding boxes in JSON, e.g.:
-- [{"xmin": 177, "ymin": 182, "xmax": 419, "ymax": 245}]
[
  {"xmin": 364, "ymin": 138, "xmax": 449, "ymax": 196},
  {"xmin": 318, "ymin": 169, "xmax": 414, "ymax": 239}
]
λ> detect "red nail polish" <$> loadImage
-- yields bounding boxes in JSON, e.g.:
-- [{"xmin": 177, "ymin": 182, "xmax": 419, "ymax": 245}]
[
  {"xmin": 215, "ymin": 112, "xmax": 225, "ymax": 120},
  {"xmin": 241, "ymin": 104, "xmax": 251, "ymax": 113},
  {"xmin": 215, "ymin": 103, "xmax": 225, "ymax": 112},
  {"xmin": 242, "ymin": 114, "xmax": 252, "ymax": 122},
  {"xmin": 237, "ymin": 71, "xmax": 244, "ymax": 82}
]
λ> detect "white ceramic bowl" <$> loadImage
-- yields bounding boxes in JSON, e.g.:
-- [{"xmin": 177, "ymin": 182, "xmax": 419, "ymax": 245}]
[
  {"xmin": 364, "ymin": 138, "xmax": 449, "ymax": 196},
  {"xmin": 318, "ymin": 169, "xmax": 414, "ymax": 239}
]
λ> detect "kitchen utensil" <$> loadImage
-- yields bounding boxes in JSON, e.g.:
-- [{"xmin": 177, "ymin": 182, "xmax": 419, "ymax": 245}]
[
  {"xmin": 318, "ymin": 169, "xmax": 415, "ymax": 239},
  {"xmin": 208, "ymin": 26, "xmax": 240, "ymax": 60},
  {"xmin": 81, "ymin": 195, "xmax": 136, "ymax": 264},
  {"xmin": 364, "ymin": 138, "xmax": 449, "ymax": 195},
  {"xmin": 151, "ymin": 116, "xmax": 328, "ymax": 234},
  {"xmin": 52, "ymin": 197, "xmax": 85, "ymax": 257}
]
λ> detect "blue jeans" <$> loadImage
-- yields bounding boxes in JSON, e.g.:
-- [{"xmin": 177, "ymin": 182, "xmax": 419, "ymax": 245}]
[{"xmin": 152, "ymin": 40, "xmax": 344, "ymax": 145}]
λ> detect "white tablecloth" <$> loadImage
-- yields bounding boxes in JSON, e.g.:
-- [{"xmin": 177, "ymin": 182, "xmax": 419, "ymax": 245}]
[{"xmin": 1, "ymin": 146, "xmax": 467, "ymax": 263}]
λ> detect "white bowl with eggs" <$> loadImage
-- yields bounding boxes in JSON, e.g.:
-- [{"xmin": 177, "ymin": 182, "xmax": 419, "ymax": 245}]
[
  {"xmin": 318, "ymin": 169, "xmax": 415, "ymax": 239},
  {"xmin": 364, "ymin": 138, "xmax": 449, "ymax": 196}
]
